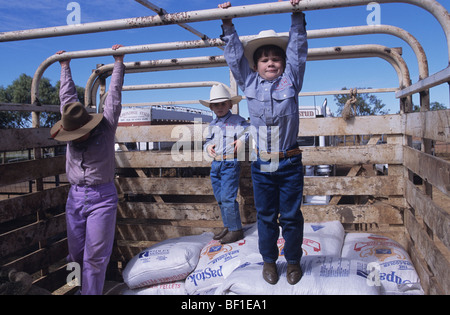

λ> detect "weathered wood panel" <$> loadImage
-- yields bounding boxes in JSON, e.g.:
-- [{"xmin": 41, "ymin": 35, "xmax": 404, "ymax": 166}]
[
  {"xmin": 0, "ymin": 185, "xmax": 69, "ymax": 224},
  {"xmin": 0, "ymin": 212, "xmax": 66, "ymax": 258},
  {"xmin": 405, "ymin": 209, "xmax": 450, "ymax": 295},
  {"xmin": 0, "ymin": 127, "xmax": 62, "ymax": 151},
  {"xmin": 403, "ymin": 109, "xmax": 450, "ymax": 142},
  {"xmin": 114, "ymin": 114, "xmax": 403, "ymax": 143},
  {"xmin": 0, "ymin": 156, "xmax": 66, "ymax": 187},
  {"xmin": 405, "ymin": 181, "xmax": 450, "ymax": 249},
  {"xmin": 403, "ymin": 146, "xmax": 450, "ymax": 196},
  {"xmin": 114, "ymin": 144, "xmax": 403, "ymax": 168},
  {"xmin": 115, "ymin": 176, "xmax": 403, "ymax": 197}
]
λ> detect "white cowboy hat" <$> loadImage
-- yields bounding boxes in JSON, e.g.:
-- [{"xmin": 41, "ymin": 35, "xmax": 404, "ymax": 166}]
[
  {"xmin": 199, "ymin": 84, "xmax": 242, "ymax": 107},
  {"xmin": 243, "ymin": 29, "xmax": 289, "ymax": 69}
]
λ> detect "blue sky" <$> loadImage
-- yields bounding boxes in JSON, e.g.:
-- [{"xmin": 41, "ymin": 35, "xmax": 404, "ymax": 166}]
[{"xmin": 1, "ymin": 0, "xmax": 449, "ymax": 118}]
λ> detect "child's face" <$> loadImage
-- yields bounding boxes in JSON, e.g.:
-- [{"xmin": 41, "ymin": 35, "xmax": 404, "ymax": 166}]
[
  {"xmin": 253, "ymin": 51, "xmax": 285, "ymax": 81},
  {"xmin": 210, "ymin": 101, "xmax": 232, "ymax": 117}
]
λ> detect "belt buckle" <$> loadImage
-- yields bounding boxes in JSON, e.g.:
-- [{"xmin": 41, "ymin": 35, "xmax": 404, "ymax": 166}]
[{"xmin": 259, "ymin": 150, "xmax": 276, "ymax": 161}]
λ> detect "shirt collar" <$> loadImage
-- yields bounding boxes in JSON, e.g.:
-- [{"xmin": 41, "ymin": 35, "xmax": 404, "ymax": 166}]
[{"xmin": 216, "ymin": 110, "xmax": 232, "ymax": 122}]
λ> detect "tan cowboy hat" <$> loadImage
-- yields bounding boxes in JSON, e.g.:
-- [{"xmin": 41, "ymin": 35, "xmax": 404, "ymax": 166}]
[
  {"xmin": 243, "ymin": 30, "xmax": 289, "ymax": 69},
  {"xmin": 199, "ymin": 84, "xmax": 242, "ymax": 107},
  {"xmin": 50, "ymin": 102, "xmax": 103, "ymax": 142}
]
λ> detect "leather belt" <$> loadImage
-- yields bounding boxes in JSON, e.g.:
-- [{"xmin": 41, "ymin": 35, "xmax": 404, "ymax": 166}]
[
  {"xmin": 257, "ymin": 147, "xmax": 302, "ymax": 160},
  {"xmin": 213, "ymin": 154, "xmax": 238, "ymax": 161}
]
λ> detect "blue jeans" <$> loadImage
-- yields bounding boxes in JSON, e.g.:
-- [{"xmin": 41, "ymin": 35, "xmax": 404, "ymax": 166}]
[
  {"xmin": 251, "ymin": 154, "xmax": 304, "ymax": 264},
  {"xmin": 210, "ymin": 160, "xmax": 243, "ymax": 231}
]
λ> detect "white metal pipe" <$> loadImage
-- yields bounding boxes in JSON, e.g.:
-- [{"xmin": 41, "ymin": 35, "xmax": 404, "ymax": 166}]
[
  {"xmin": 86, "ymin": 45, "xmax": 410, "ymax": 110},
  {"xmin": 31, "ymin": 24, "xmax": 422, "ymax": 106},
  {"xmin": 1, "ymin": 0, "xmax": 449, "ymax": 61}
]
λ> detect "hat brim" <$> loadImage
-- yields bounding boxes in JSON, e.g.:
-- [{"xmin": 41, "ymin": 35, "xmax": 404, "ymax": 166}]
[
  {"xmin": 50, "ymin": 113, "xmax": 103, "ymax": 142},
  {"xmin": 199, "ymin": 95, "xmax": 242, "ymax": 108},
  {"xmin": 243, "ymin": 34, "xmax": 289, "ymax": 69}
]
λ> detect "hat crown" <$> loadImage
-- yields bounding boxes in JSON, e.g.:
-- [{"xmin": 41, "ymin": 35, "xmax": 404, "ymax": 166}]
[
  {"xmin": 209, "ymin": 84, "xmax": 233, "ymax": 102},
  {"xmin": 62, "ymin": 102, "xmax": 91, "ymax": 131}
]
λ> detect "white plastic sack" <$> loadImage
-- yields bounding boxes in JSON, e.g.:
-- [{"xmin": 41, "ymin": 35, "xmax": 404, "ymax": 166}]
[
  {"xmin": 123, "ymin": 232, "xmax": 213, "ymax": 289},
  {"xmin": 216, "ymin": 256, "xmax": 380, "ymax": 295},
  {"xmin": 122, "ymin": 281, "xmax": 187, "ymax": 295},
  {"xmin": 185, "ymin": 224, "xmax": 260, "ymax": 295},
  {"xmin": 302, "ymin": 221, "xmax": 345, "ymax": 256},
  {"xmin": 341, "ymin": 233, "xmax": 424, "ymax": 295}
]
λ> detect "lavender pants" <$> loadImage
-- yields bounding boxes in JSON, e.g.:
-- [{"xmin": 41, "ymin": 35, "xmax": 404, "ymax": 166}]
[{"xmin": 66, "ymin": 182, "xmax": 118, "ymax": 295}]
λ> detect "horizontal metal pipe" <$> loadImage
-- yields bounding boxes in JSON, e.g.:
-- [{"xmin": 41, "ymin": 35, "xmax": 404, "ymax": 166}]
[
  {"xmin": 31, "ymin": 24, "xmax": 423, "ymax": 106},
  {"xmin": 122, "ymin": 81, "xmax": 223, "ymax": 91},
  {"xmin": 2, "ymin": 0, "xmax": 449, "ymax": 63},
  {"xmin": 86, "ymin": 45, "xmax": 410, "ymax": 110}
]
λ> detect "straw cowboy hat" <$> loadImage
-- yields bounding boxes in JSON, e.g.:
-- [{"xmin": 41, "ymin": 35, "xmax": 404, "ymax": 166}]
[
  {"xmin": 199, "ymin": 84, "xmax": 242, "ymax": 107},
  {"xmin": 243, "ymin": 29, "xmax": 289, "ymax": 69},
  {"xmin": 50, "ymin": 102, "xmax": 103, "ymax": 142}
]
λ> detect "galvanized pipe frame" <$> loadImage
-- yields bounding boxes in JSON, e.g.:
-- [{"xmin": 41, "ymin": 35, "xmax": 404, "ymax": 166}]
[
  {"xmin": 31, "ymin": 24, "xmax": 423, "ymax": 109},
  {"xmin": 1, "ymin": 0, "xmax": 448, "ymax": 63},
  {"xmin": 86, "ymin": 44, "xmax": 412, "ymax": 112}
]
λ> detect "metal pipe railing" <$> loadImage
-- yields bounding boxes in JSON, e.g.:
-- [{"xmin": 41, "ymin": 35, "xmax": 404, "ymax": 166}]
[
  {"xmin": 2, "ymin": 0, "xmax": 449, "ymax": 63},
  {"xmin": 85, "ymin": 44, "xmax": 411, "ymax": 112},
  {"xmin": 30, "ymin": 24, "xmax": 423, "ymax": 108}
]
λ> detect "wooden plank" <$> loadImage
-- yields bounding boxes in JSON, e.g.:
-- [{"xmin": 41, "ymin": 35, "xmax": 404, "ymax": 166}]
[
  {"xmin": 403, "ymin": 109, "xmax": 450, "ymax": 142},
  {"xmin": 115, "ymin": 176, "xmax": 402, "ymax": 196},
  {"xmin": 114, "ymin": 144, "xmax": 403, "ymax": 168},
  {"xmin": 115, "ymin": 177, "xmax": 214, "ymax": 195},
  {"xmin": 302, "ymin": 203, "xmax": 403, "ymax": 224},
  {"xmin": 0, "ymin": 185, "xmax": 69, "ymax": 224},
  {"xmin": 0, "ymin": 128, "xmax": 63, "ymax": 151},
  {"xmin": 1, "ymin": 238, "xmax": 67, "ymax": 277},
  {"xmin": 114, "ymin": 114, "xmax": 403, "ymax": 144},
  {"xmin": 405, "ymin": 180, "xmax": 450, "ymax": 249},
  {"xmin": 299, "ymin": 114, "xmax": 403, "ymax": 136},
  {"xmin": 0, "ymin": 212, "xmax": 66, "ymax": 258},
  {"xmin": 403, "ymin": 146, "xmax": 450, "ymax": 196},
  {"xmin": 304, "ymin": 176, "xmax": 403, "ymax": 196},
  {"xmin": 116, "ymin": 222, "xmax": 216, "ymax": 242},
  {"xmin": 405, "ymin": 209, "xmax": 450, "ymax": 294},
  {"xmin": 117, "ymin": 202, "xmax": 221, "ymax": 221},
  {"xmin": 0, "ymin": 156, "xmax": 66, "ymax": 187}
]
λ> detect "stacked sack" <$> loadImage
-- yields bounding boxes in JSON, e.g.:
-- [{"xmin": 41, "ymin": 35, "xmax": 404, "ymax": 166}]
[
  {"xmin": 214, "ymin": 221, "xmax": 379, "ymax": 295},
  {"xmin": 121, "ymin": 221, "xmax": 424, "ymax": 295},
  {"xmin": 185, "ymin": 221, "xmax": 347, "ymax": 294},
  {"xmin": 341, "ymin": 233, "xmax": 424, "ymax": 295},
  {"xmin": 122, "ymin": 232, "xmax": 213, "ymax": 295}
]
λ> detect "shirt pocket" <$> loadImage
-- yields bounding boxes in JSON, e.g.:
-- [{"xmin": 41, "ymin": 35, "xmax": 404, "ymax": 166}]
[
  {"xmin": 272, "ymin": 87, "xmax": 297, "ymax": 118},
  {"xmin": 245, "ymin": 90, "xmax": 265, "ymax": 119}
]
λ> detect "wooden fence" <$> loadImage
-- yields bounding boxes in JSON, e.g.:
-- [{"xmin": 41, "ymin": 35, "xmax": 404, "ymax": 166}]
[{"xmin": 0, "ymin": 109, "xmax": 449, "ymax": 294}]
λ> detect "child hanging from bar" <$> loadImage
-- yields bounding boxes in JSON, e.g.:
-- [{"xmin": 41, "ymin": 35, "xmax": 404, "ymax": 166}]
[
  {"xmin": 218, "ymin": 0, "xmax": 307, "ymax": 285},
  {"xmin": 50, "ymin": 44, "xmax": 125, "ymax": 295}
]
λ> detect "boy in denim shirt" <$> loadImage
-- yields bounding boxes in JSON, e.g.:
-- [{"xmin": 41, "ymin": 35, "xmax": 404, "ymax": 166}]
[
  {"xmin": 219, "ymin": 0, "xmax": 307, "ymax": 285},
  {"xmin": 202, "ymin": 84, "xmax": 249, "ymax": 244}
]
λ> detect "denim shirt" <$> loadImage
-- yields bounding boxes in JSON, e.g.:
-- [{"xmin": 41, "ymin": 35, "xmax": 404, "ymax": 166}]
[
  {"xmin": 204, "ymin": 111, "xmax": 250, "ymax": 157},
  {"xmin": 221, "ymin": 13, "xmax": 307, "ymax": 152},
  {"xmin": 59, "ymin": 62, "xmax": 125, "ymax": 186}
]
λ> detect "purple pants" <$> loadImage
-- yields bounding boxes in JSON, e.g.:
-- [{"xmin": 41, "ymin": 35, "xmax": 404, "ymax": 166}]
[{"xmin": 66, "ymin": 182, "xmax": 118, "ymax": 295}]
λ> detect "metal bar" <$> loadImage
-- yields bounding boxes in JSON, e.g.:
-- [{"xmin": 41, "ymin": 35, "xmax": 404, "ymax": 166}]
[
  {"xmin": 395, "ymin": 65, "xmax": 450, "ymax": 98},
  {"xmin": 299, "ymin": 88, "xmax": 399, "ymax": 96},
  {"xmin": 134, "ymin": 0, "xmax": 223, "ymax": 50},
  {"xmin": 1, "ymin": 0, "xmax": 449, "ymax": 62},
  {"xmin": 31, "ymin": 24, "xmax": 421, "ymax": 106},
  {"xmin": 122, "ymin": 81, "xmax": 223, "ymax": 91},
  {"xmin": 86, "ymin": 45, "xmax": 410, "ymax": 110}
]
